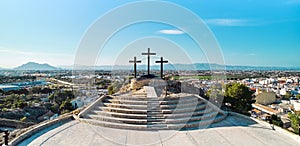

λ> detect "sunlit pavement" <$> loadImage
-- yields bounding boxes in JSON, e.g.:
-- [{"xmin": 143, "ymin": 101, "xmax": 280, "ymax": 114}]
[{"xmin": 22, "ymin": 115, "xmax": 300, "ymax": 146}]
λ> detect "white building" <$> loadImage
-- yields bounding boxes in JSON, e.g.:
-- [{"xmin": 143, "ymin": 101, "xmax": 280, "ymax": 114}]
[
  {"xmin": 280, "ymin": 88, "xmax": 287, "ymax": 96},
  {"xmin": 71, "ymin": 97, "xmax": 84, "ymax": 108}
]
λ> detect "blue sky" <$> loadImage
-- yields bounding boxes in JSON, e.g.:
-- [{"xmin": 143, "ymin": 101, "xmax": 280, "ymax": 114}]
[{"xmin": 0, "ymin": 0, "xmax": 299, "ymax": 68}]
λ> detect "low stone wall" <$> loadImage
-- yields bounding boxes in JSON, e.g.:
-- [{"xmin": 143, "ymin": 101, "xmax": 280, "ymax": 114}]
[
  {"xmin": 228, "ymin": 111, "xmax": 300, "ymax": 143},
  {"xmin": 0, "ymin": 118, "xmax": 34, "ymax": 129},
  {"xmin": 228, "ymin": 112, "xmax": 252, "ymax": 120},
  {"xmin": 78, "ymin": 95, "xmax": 105, "ymax": 118},
  {"xmin": 9, "ymin": 114, "xmax": 74, "ymax": 146},
  {"xmin": 195, "ymin": 95, "xmax": 228, "ymax": 116}
]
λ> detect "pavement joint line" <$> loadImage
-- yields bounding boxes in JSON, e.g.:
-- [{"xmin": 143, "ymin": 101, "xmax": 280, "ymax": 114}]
[
  {"xmin": 157, "ymin": 130, "xmax": 163, "ymax": 146},
  {"xmin": 86, "ymin": 131, "xmax": 96, "ymax": 146},
  {"xmin": 39, "ymin": 121, "xmax": 79, "ymax": 145},
  {"xmin": 124, "ymin": 130, "xmax": 128, "ymax": 146},
  {"xmin": 186, "ymin": 132, "xmax": 199, "ymax": 146},
  {"xmin": 223, "ymin": 116, "xmax": 272, "ymax": 145},
  {"xmin": 215, "ymin": 130, "xmax": 235, "ymax": 146}
]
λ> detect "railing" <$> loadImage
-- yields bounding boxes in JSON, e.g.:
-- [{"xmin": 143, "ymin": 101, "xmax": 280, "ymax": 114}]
[{"xmin": 78, "ymin": 95, "xmax": 105, "ymax": 118}]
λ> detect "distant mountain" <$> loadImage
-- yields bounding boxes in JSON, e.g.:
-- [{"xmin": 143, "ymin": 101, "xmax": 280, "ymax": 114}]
[
  {"xmin": 14, "ymin": 62, "xmax": 60, "ymax": 70},
  {"xmin": 61, "ymin": 63, "xmax": 300, "ymax": 71}
]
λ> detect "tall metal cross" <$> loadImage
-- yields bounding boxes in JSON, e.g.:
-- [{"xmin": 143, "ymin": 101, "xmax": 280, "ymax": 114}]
[
  {"xmin": 155, "ymin": 57, "xmax": 168, "ymax": 78},
  {"xmin": 129, "ymin": 56, "xmax": 141, "ymax": 78},
  {"xmin": 141, "ymin": 48, "xmax": 156, "ymax": 75}
]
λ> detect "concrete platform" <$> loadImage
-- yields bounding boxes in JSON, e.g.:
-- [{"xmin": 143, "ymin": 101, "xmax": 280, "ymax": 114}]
[{"xmin": 21, "ymin": 115, "xmax": 300, "ymax": 146}]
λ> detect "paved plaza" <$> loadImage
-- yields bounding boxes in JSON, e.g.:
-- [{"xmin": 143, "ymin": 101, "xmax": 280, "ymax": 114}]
[{"xmin": 21, "ymin": 115, "xmax": 300, "ymax": 146}]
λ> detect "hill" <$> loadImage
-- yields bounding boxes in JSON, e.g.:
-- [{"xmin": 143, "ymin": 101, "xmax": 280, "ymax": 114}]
[
  {"xmin": 0, "ymin": 67, "xmax": 5, "ymax": 70},
  {"xmin": 13, "ymin": 62, "xmax": 60, "ymax": 70}
]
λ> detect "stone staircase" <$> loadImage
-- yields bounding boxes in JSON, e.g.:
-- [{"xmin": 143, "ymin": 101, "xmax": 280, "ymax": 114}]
[{"xmin": 78, "ymin": 92, "xmax": 227, "ymax": 130}]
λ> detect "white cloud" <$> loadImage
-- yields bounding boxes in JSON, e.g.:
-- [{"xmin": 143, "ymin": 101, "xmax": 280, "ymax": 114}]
[
  {"xmin": 205, "ymin": 19, "xmax": 251, "ymax": 26},
  {"xmin": 158, "ymin": 29, "xmax": 184, "ymax": 35}
]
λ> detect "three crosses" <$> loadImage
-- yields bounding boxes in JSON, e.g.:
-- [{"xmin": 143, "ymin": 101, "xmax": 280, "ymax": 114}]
[{"xmin": 129, "ymin": 48, "xmax": 168, "ymax": 78}]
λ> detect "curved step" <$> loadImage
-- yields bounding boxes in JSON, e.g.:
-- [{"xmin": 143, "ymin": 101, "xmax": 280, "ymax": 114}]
[
  {"xmin": 92, "ymin": 110, "xmax": 148, "ymax": 119},
  {"xmin": 163, "ymin": 107, "xmax": 214, "ymax": 119},
  {"xmin": 165, "ymin": 112, "xmax": 219, "ymax": 124},
  {"xmin": 103, "ymin": 103, "xmax": 148, "ymax": 109},
  {"xmin": 100, "ymin": 107, "xmax": 148, "ymax": 114},
  {"xmin": 103, "ymin": 96, "xmax": 202, "ymax": 106},
  {"xmin": 103, "ymin": 101, "xmax": 204, "ymax": 110},
  {"xmin": 103, "ymin": 99, "xmax": 148, "ymax": 105},
  {"xmin": 167, "ymin": 114, "xmax": 226, "ymax": 130},
  {"xmin": 159, "ymin": 98, "xmax": 200, "ymax": 105},
  {"xmin": 79, "ymin": 114, "xmax": 227, "ymax": 130},
  {"xmin": 80, "ymin": 119, "xmax": 148, "ymax": 130},
  {"xmin": 161, "ymin": 104, "xmax": 207, "ymax": 114},
  {"xmin": 109, "ymin": 96, "xmax": 156, "ymax": 101},
  {"xmin": 79, "ymin": 94, "xmax": 228, "ymax": 130},
  {"xmin": 93, "ymin": 110, "xmax": 148, "ymax": 119},
  {"xmin": 88, "ymin": 114, "xmax": 147, "ymax": 124},
  {"xmin": 160, "ymin": 101, "xmax": 202, "ymax": 109}
]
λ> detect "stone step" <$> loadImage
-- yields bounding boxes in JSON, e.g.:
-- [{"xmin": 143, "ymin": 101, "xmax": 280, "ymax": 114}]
[
  {"xmin": 147, "ymin": 118, "xmax": 165, "ymax": 122},
  {"xmin": 167, "ymin": 114, "xmax": 226, "ymax": 130},
  {"xmin": 80, "ymin": 114, "xmax": 226, "ymax": 131},
  {"xmin": 80, "ymin": 119, "xmax": 148, "ymax": 130},
  {"xmin": 92, "ymin": 110, "xmax": 148, "ymax": 119},
  {"xmin": 165, "ymin": 112, "xmax": 219, "ymax": 124},
  {"xmin": 91, "ymin": 106, "xmax": 215, "ymax": 121},
  {"xmin": 100, "ymin": 107, "xmax": 148, "ymax": 114},
  {"xmin": 103, "ymin": 103, "xmax": 148, "ymax": 109},
  {"xmin": 163, "ymin": 107, "xmax": 214, "ymax": 119},
  {"xmin": 159, "ymin": 101, "xmax": 202, "ymax": 109},
  {"xmin": 110, "ymin": 96, "xmax": 157, "ymax": 101},
  {"xmin": 79, "ymin": 94, "xmax": 227, "ymax": 130},
  {"xmin": 159, "ymin": 97, "xmax": 202, "ymax": 101},
  {"xmin": 147, "ymin": 120, "xmax": 168, "ymax": 129},
  {"xmin": 102, "ymin": 101, "xmax": 204, "ymax": 111},
  {"xmin": 99, "ymin": 103, "xmax": 207, "ymax": 114},
  {"xmin": 88, "ymin": 110, "xmax": 218, "ymax": 125},
  {"xmin": 161, "ymin": 104, "xmax": 207, "ymax": 114},
  {"xmin": 101, "ymin": 102, "xmax": 207, "ymax": 111},
  {"xmin": 105, "ymin": 96, "xmax": 200, "ymax": 104},
  {"xmin": 103, "ymin": 99, "xmax": 148, "ymax": 105},
  {"xmin": 88, "ymin": 114, "xmax": 147, "ymax": 125}
]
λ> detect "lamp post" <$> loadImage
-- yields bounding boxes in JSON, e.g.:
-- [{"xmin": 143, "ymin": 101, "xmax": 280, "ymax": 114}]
[{"xmin": 2, "ymin": 130, "xmax": 9, "ymax": 146}]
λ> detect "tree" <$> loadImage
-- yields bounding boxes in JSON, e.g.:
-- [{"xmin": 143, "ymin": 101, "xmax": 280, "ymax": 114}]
[
  {"xmin": 31, "ymin": 86, "xmax": 42, "ymax": 94},
  {"xmin": 50, "ymin": 104, "xmax": 59, "ymax": 113},
  {"xmin": 17, "ymin": 88, "xmax": 29, "ymax": 95},
  {"xmin": 16, "ymin": 100, "xmax": 28, "ymax": 109},
  {"xmin": 285, "ymin": 92, "xmax": 292, "ymax": 98},
  {"xmin": 41, "ymin": 88, "xmax": 52, "ymax": 94},
  {"xmin": 224, "ymin": 83, "xmax": 255, "ymax": 115},
  {"xmin": 59, "ymin": 100, "xmax": 73, "ymax": 111},
  {"xmin": 288, "ymin": 112, "xmax": 300, "ymax": 134},
  {"xmin": 206, "ymin": 85, "xmax": 224, "ymax": 107},
  {"xmin": 108, "ymin": 85, "xmax": 115, "ymax": 95},
  {"xmin": 295, "ymin": 94, "xmax": 300, "ymax": 99},
  {"xmin": 271, "ymin": 114, "xmax": 283, "ymax": 127}
]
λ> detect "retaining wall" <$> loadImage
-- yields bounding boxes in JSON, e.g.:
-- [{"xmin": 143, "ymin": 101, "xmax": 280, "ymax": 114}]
[{"xmin": 9, "ymin": 114, "xmax": 74, "ymax": 146}]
